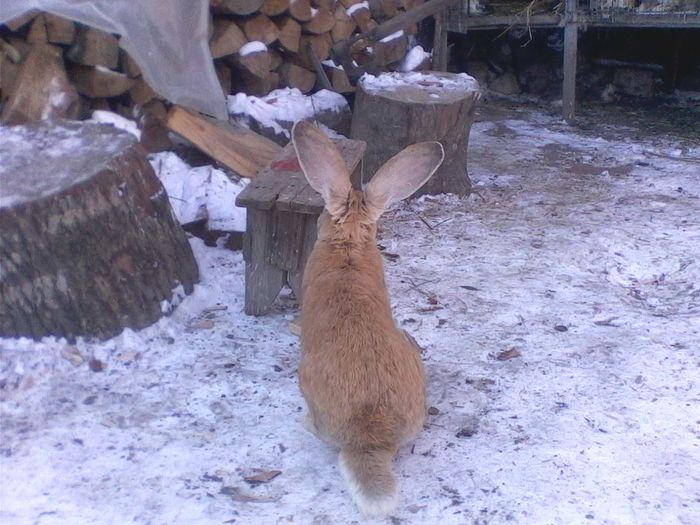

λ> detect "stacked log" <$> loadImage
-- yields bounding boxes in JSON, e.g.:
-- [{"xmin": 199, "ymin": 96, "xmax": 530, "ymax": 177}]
[{"xmin": 0, "ymin": 0, "xmax": 430, "ymax": 133}]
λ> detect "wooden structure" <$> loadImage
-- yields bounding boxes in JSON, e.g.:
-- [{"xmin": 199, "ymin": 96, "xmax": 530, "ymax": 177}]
[
  {"xmin": 0, "ymin": 121, "xmax": 199, "ymax": 340},
  {"xmin": 351, "ymin": 71, "xmax": 480, "ymax": 196},
  {"xmin": 435, "ymin": 0, "xmax": 700, "ymax": 122},
  {"xmin": 235, "ymin": 136, "xmax": 366, "ymax": 315}
]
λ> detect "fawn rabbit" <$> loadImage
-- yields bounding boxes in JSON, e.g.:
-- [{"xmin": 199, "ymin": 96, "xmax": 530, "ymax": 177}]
[{"xmin": 292, "ymin": 121, "xmax": 444, "ymax": 516}]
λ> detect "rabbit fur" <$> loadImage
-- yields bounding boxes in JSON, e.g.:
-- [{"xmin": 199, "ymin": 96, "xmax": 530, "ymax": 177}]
[{"xmin": 292, "ymin": 121, "xmax": 444, "ymax": 516}]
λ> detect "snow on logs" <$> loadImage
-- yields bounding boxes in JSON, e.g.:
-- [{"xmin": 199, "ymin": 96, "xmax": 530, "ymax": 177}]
[{"xmin": 0, "ymin": 121, "xmax": 199, "ymax": 340}]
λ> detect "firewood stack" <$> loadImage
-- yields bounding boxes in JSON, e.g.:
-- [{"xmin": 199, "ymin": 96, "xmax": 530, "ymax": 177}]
[{"xmin": 0, "ymin": 0, "xmax": 429, "ymax": 141}]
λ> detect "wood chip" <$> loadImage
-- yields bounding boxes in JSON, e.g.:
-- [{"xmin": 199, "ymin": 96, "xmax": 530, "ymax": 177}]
[
  {"xmin": 220, "ymin": 485, "xmax": 277, "ymax": 502},
  {"xmin": 188, "ymin": 319, "xmax": 215, "ymax": 330},
  {"xmin": 243, "ymin": 469, "xmax": 282, "ymax": 485},
  {"xmin": 496, "ymin": 348, "xmax": 521, "ymax": 361}
]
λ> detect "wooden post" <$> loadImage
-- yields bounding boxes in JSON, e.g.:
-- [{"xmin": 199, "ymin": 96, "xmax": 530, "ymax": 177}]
[
  {"xmin": 432, "ymin": 10, "xmax": 448, "ymax": 71},
  {"xmin": 562, "ymin": 0, "xmax": 578, "ymax": 123}
]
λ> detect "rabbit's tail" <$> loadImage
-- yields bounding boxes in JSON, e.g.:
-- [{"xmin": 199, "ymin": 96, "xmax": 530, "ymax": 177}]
[{"xmin": 339, "ymin": 447, "xmax": 399, "ymax": 516}]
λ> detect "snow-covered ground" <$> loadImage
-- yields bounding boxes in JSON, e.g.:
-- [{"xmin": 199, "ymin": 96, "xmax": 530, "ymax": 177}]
[{"xmin": 1, "ymin": 102, "xmax": 699, "ymax": 525}]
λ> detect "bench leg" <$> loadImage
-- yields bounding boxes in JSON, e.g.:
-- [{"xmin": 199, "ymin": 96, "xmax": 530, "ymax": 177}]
[{"xmin": 243, "ymin": 209, "xmax": 286, "ymax": 315}]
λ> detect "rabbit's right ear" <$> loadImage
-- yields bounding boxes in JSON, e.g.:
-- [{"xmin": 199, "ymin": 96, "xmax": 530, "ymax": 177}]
[
  {"xmin": 365, "ymin": 142, "xmax": 444, "ymax": 221},
  {"xmin": 292, "ymin": 121, "xmax": 351, "ymax": 217}
]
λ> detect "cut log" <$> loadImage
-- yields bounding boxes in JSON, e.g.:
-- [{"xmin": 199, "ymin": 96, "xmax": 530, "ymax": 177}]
[
  {"xmin": 213, "ymin": 0, "xmax": 266, "ymax": 15},
  {"xmin": 289, "ymin": 0, "xmax": 314, "ymax": 22},
  {"xmin": 312, "ymin": 0, "xmax": 336, "ymax": 9},
  {"xmin": 121, "ymin": 49, "xmax": 142, "ymax": 78},
  {"xmin": 137, "ymin": 99, "xmax": 173, "ymax": 153},
  {"xmin": 1, "ymin": 44, "xmax": 79, "ymax": 124},
  {"xmin": 279, "ymin": 62, "xmax": 316, "ymax": 93},
  {"xmin": 241, "ymin": 14, "xmax": 280, "ymax": 45},
  {"xmin": 351, "ymin": 71, "xmax": 480, "ymax": 196},
  {"xmin": 66, "ymin": 26, "xmax": 120, "ymax": 69},
  {"xmin": 166, "ymin": 105, "xmax": 282, "ymax": 178},
  {"xmin": 230, "ymin": 44, "xmax": 272, "ymax": 79},
  {"xmin": 3, "ymin": 11, "xmax": 38, "ymax": 32},
  {"xmin": 0, "ymin": 55, "xmax": 20, "ymax": 102},
  {"xmin": 71, "ymin": 65, "xmax": 134, "ymax": 98},
  {"xmin": 44, "ymin": 14, "xmax": 76, "ymax": 45},
  {"xmin": 331, "ymin": 5, "xmax": 357, "ymax": 43},
  {"xmin": 210, "ymin": 19, "xmax": 248, "ymax": 58},
  {"xmin": 260, "ymin": 0, "xmax": 291, "ymax": 15},
  {"xmin": 302, "ymin": 7, "xmax": 336, "ymax": 34},
  {"xmin": 0, "ymin": 121, "xmax": 199, "ymax": 340},
  {"xmin": 277, "ymin": 17, "xmax": 302, "ymax": 53}
]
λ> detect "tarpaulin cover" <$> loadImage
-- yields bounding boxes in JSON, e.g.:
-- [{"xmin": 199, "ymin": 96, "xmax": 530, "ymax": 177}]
[{"xmin": 0, "ymin": 0, "xmax": 227, "ymax": 118}]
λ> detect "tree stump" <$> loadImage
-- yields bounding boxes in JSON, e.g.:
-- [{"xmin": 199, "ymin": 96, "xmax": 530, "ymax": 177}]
[
  {"xmin": 350, "ymin": 71, "xmax": 481, "ymax": 196},
  {"xmin": 0, "ymin": 121, "xmax": 199, "ymax": 340}
]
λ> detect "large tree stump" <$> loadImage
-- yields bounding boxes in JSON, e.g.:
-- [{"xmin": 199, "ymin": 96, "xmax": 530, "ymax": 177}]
[
  {"xmin": 350, "ymin": 71, "xmax": 480, "ymax": 196},
  {"xmin": 0, "ymin": 121, "xmax": 199, "ymax": 340}
]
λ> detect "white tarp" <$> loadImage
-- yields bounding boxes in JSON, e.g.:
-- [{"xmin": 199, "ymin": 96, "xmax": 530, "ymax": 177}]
[{"xmin": 0, "ymin": 0, "xmax": 227, "ymax": 119}]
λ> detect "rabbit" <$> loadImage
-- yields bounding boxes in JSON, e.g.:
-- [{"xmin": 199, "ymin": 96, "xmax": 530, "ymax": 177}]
[{"xmin": 291, "ymin": 120, "xmax": 445, "ymax": 517}]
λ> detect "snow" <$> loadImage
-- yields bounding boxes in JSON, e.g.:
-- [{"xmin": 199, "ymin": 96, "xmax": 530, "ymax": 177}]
[
  {"xmin": 361, "ymin": 71, "xmax": 481, "ymax": 96},
  {"xmin": 1, "ymin": 102, "xmax": 700, "ymax": 525},
  {"xmin": 89, "ymin": 110, "xmax": 142, "ymax": 140},
  {"xmin": 380, "ymin": 30, "xmax": 404, "ymax": 43},
  {"xmin": 400, "ymin": 45, "xmax": 430, "ymax": 72},
  {"xmin": 228, "ymin": 88, "xmax": 349, "ymax": 139},
  {"xmin": 347, "ymin": 1, "xmax": 369, "ymax": 15},
  {"xmin": 149, "ymin": 152, "xmax": 248, "ymax": 231},
  {"xmin": 239, "ymin": 41, "xmax": 267, "ymax": 56}
]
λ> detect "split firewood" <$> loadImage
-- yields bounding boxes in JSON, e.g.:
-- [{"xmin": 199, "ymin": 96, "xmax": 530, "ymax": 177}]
[
  {"xmin": 129, "ymin": 78, "xmax": 158, "ymax": 106},
  {"xmin": 231, "ymin": 43, "xmax": 272, "ymax": 79},
  {"xmin": 44, "ymin": 14, "xmax": 76, "ymax": 45},
  {"xmin": 279, "ymin": 62, "xmax": 316, "ymax": 93},
  {"xmin": 71, "ymin": 65, "xmax": 134, "ymax": 98},
  {"xmin": 339, "ymin": 0, "xmax": 365, "ymax": 8},
  {"xmin": 312, "ymin": 0, "xmax": 336, "ymax": 10},
  {"xmin": 26, "ymin": 16, "xmax": 48, "ymax": 45},
  {"xmin": 210, "ymin": 19, "xmax": 248, "ymax": 58},
  {"xmin": 289, "ymin": 0, "xmax": 314, "ymax": 22},
  {"xmin": 292, "ymin": 33, "xmax": 332, "ymax": 69},
  {"xmin": 348, "ymin": 2, "xmax": 374, "ymax": 33},
  {"xmin": 323, "ymin": 62, "xmax": 355, "ymax": 93},
  {"xmin": 0, "ymin": 56, "xmax": 20, "ymax": 102},
  {"xmin": 166, "ymin": 105, "xmax": 282, "ymax": 179},
  {"xmin": 213, "ymin": 0, "xmax": 266, "ymax": 15},
  {"xmin": 302, "ymin": 7, "xmax": 336, "ymax": 34},
  {"xmin": 241, "ymin": 14, "xmax": 280, "ymax": 46},
  {"xmin": 215, "ymin": 61, "xmax": 233, "ymax": 94},
  {"xmin": 137, "ymin": 99, "xmax": 172, "ymax": 153},
  {"xmin": 121, "ymin": 49, "xmax": 142, "ymax": 78},
  {"xmin": 66, "ymin": 26, "xmax": 120, "ymax": 69},
  {"xmin": 277, "ymin": 17, "xmax": 302, "ymax": 53},
  {"xmin": 269, "ymin": 49, "xmax": 285, "ymax": 70},
  {"xmin": 370, "ymin": 30, "xmax": 408, "ymax": 66},
  {"xmin": 260, "ymin": 0, "xmax": 291, "ymax": 16},
  {"xmin": 1, "ymin": 44, "xmax": 79, "ymax": 124},
  {"xmin": 3, "ymin": 11, "xmax": 38, "ymax": 32},
  {"xmin": 332, "ymin": 5, "xmax": 357, "ymax": 43}
]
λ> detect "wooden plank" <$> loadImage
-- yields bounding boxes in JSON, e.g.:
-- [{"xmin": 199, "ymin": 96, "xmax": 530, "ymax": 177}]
[
  {"xmin": 166, "ymin": 105, "xmax": 281, "ymax": 178},
  {"xmin": 269, "ymin": 210, "xmax": 306, "ymax": 271},
  {"xmin": 562, "ymin": 0, "xmax": 578, "ymax": 124},
  {"xmin": 243, "ymin": 209, "xmax": 287, "ymax": 315},
  {"xmin": 287, "ymin": 213, "xmax": 319, "ymax": 301}
]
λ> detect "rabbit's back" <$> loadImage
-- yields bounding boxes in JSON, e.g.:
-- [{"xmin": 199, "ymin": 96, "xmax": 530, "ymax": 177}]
[{"xmin": 300, "ymin": 241, "xmax": 426, "ymax": 448}]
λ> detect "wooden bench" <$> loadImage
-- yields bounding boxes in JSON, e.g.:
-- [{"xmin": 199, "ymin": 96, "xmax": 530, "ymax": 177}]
[{"xmin": 235, "ymin": 136, "xmax": 366, "ymax": 315}]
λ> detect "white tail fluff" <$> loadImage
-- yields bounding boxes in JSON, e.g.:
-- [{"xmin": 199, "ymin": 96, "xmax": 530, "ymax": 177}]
[{"xmin": 338, "ymin": 449, "xmax": 399, "ymax": 517}]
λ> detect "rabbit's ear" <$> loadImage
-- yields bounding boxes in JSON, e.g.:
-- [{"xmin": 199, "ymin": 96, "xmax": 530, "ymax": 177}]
[
  {"xmin": 292, "ymin": 121, "xmax": 351, "ymax": 217},
  {"xmin": 365, "ymin": 142, "xmax": 444, "ymax": 221}
]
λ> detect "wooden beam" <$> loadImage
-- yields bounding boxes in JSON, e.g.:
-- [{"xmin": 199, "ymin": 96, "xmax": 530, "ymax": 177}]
[{"xmin": 562, "ymin": 0, "xmax": 578, "ymax": 124}]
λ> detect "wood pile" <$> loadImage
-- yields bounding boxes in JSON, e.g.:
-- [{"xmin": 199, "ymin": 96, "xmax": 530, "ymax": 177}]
[{"xmin": 0, "ymin": 1, "xmax": 430, "ymax": 144}]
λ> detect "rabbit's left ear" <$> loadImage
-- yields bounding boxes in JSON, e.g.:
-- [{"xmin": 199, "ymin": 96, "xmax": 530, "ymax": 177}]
[
  {"xmin": 292, "ymin": 121, "xmax": 352, "ymax": 218},
  {"xmin": 365, "ymin": 142, "xmax": 444, "ymax": 221}
]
